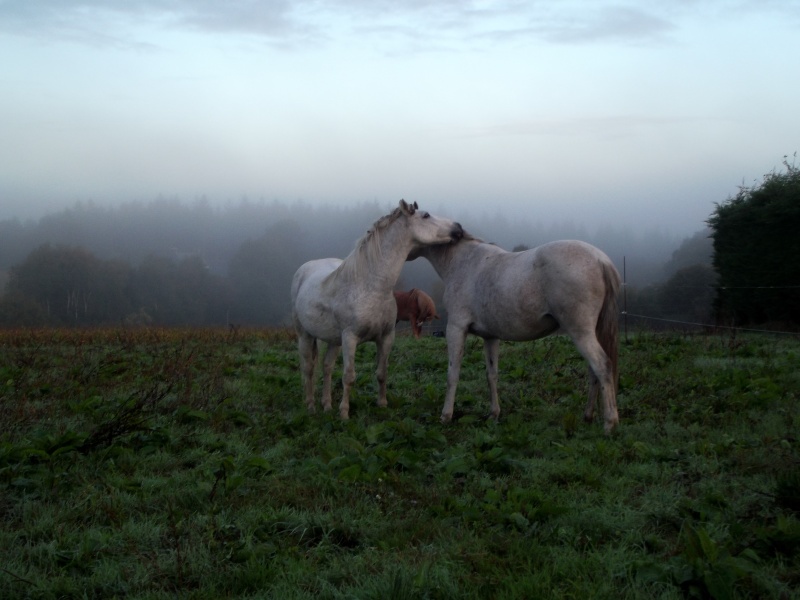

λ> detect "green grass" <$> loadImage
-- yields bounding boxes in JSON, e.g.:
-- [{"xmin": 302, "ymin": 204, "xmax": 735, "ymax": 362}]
[{"xmin": 1, "ymin": 327, "xmax": 799, "ymax": 599}]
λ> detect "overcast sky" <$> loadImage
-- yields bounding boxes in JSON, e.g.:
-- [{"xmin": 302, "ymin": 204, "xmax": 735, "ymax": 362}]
[{"xmin": 1, "ymin": 1, "xmax": 798, "ymax": 235}]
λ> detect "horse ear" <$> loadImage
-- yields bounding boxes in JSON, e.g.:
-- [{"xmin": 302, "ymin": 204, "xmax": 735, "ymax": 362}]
[
  {"xmin": 413, "ymin": 201, "xmax": 418, "ymax": 210},
  {"xmin": 399, "ymin": 199, "xmax": 416, "ymax": 215}
]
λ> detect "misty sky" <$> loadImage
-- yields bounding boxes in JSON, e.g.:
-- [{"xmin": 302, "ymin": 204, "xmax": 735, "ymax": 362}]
[{"xmin": 1, "ymin": 1, "xmax": 798, "ymax": 235}]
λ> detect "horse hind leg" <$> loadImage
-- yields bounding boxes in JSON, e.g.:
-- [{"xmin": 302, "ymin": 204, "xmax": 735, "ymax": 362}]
[
  {"xmin": 483, "ymin": 337, "xmax": 501, "ymax": 420},
  {"xmin": 599, "ymin": 367, "xmax": 619, "ymax": 435},
  {"xmin": 584, "ymin": 367, "xmax": 600, "ymax": 423},
  {"xmin": 374, "ymin": 330, "xmax": 395, "ymax": 408},
  {"xmin": 321, "ymin": 343, "xmax": 340, "ymax": 412},
  {"xmin": 591, "ymin": 350, "xmax": 618, "ymax": 434},
  {"xmin": 570, "ymin": 332, "xmax": 619, "ymax": 434}
]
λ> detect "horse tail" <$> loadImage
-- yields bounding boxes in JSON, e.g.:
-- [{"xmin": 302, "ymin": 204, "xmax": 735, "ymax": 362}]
[{"xmin": 597, "ymin": 261, "xmax": 621, "ymax": 389}]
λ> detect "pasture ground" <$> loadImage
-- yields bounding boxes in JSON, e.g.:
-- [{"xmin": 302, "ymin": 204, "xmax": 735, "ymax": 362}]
[{"xmin": 1, "ymin": 327, "xmax": 799, "ymax": 599}]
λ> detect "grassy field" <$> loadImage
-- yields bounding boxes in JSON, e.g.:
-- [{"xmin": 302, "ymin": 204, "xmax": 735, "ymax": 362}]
[{"xmin": 1, "ymin": 326, "xmax": 799, "ymax": 599}]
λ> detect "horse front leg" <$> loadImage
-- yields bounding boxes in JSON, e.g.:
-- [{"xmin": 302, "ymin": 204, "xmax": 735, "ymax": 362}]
[
  {"xmin": 375, "ymin": 329, "xmax": 395, "ymax": 408},
  {"xmin": 321, "ymin": 343, "xmax": 340, "ymax": 412},
  {"xmin": 339, "ymin": 332, "xmax": 359, "ymax": 420},
  {"xmin": 410, "ymin": 310, "xmax": 421, "ymax": 338},
  {"xmin": 441, "ymin": 326, "xmax": 467, "ymax": 423},
  {"xmin": 297, "ymin": 333, "xmax": 318, "ymax": 412},
  {"xmin": 483, "ymin": 337, "xmax": 501, "ymax": 420}
]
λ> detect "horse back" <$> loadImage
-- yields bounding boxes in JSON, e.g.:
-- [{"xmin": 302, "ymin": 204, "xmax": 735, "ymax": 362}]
[
  {"xmin": 292, "ymin": 259, "xmax": 340, "ymax": 299},
  {"xmin": 529, "ymin": 240, "xmax": 619, "ymax": 309}
]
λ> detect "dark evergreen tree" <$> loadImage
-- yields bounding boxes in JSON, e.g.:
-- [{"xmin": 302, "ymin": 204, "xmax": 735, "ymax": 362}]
[{"xmin": 708, "ymin": 157, "xmax": 800, "ymax": 325}]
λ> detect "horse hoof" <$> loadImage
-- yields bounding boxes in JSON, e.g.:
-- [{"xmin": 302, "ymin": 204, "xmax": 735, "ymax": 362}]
[
  {"xmin": 376, "ymin": 400, "xmax": 388, "ymax": 408},
  {"xmin": 440, "ymin": 413, "xmax": 453, "ymax": 424}
]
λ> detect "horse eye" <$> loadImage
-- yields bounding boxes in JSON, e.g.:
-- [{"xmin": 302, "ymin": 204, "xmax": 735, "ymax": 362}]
[{"xmin": 422, "ymin": 212, "xmax": 430, "ymax": 219}]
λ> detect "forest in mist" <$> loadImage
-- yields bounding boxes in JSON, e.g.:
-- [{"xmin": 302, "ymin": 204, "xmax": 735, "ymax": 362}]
[{"xmin": 0, "ymin": 198, "xmax": 713, "ymax": 327}]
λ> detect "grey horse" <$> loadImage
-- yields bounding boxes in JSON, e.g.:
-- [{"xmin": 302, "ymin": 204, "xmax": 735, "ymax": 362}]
[
  {"xmin": 291, "ymin": 200, "xmax": 463, "ymax": 419},
  {"xmin": 412, "ymin": 233, "xmax": 621, "ymax": 434}
]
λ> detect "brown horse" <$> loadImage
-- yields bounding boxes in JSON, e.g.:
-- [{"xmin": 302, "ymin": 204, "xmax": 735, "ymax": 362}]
[{"xmin": 394, "ymin": 288, "xmax": 439, "ymax": 338}]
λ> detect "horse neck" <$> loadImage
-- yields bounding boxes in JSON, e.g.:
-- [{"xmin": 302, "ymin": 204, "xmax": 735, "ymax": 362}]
[
  {"xmin": 373, "ymin": 226, "xmax": 415, "ymax": 288},
  {"xmin": 421, "ymin": 241, "xmax": 473, "ymax": 281},
  {"xmin": 338, "ymin": 220, "xmax": 412, "ymax": 292}
]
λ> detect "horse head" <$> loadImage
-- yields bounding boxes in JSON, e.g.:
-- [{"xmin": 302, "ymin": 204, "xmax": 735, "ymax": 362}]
[{"xmin": 398, "ymin": 199, "xmax": 463, "ymax": 255}]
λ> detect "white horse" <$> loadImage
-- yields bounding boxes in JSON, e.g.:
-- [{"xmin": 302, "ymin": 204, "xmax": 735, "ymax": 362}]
[
  {"xmin": 291, "ymin": 200, "xmax": 463, "ymax": 419},
  {"xmin": 412, "ymin": 233, "xmax": 621, "ymax": 434}
]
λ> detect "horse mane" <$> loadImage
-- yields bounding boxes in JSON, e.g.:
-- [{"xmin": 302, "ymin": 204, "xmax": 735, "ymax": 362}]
[{"xmin": 329, "ymin": 206, "xmax": 404, "ymax": 283}]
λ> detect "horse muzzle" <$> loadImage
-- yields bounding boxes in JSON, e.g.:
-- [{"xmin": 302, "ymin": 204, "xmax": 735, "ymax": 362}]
[{"xmin": 450, "ymin": 223, "xmax": 464, "ymax": 242}]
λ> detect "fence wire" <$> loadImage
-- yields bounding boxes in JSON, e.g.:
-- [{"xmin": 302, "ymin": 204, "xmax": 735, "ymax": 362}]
[{"xmin": 621, "ymin": 311, "xmax": 800, "ymax": 337}]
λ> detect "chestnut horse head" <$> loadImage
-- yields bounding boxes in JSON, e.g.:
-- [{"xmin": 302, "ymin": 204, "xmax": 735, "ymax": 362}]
[{"xmin": 394, "ymin": 288, "xmax": 439, "ymax": 338}]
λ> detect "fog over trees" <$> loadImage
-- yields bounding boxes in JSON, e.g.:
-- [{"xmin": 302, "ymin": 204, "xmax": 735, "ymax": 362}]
[{"xmin": 0, "ymin": 197, "xmax": 714, "ymax": 327}]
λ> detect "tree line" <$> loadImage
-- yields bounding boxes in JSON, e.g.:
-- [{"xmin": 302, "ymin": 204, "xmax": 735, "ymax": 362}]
[
  {"xmin": 3, "ymin": 162, "xmax": 795, "ymax": 330},
  {"xmin": 627, "ymin": 156, "xmax": 800, "ymax": 329},
  {"xmin": 0, "ymin": 223, "xmax": 308, "ymax": 328}
]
